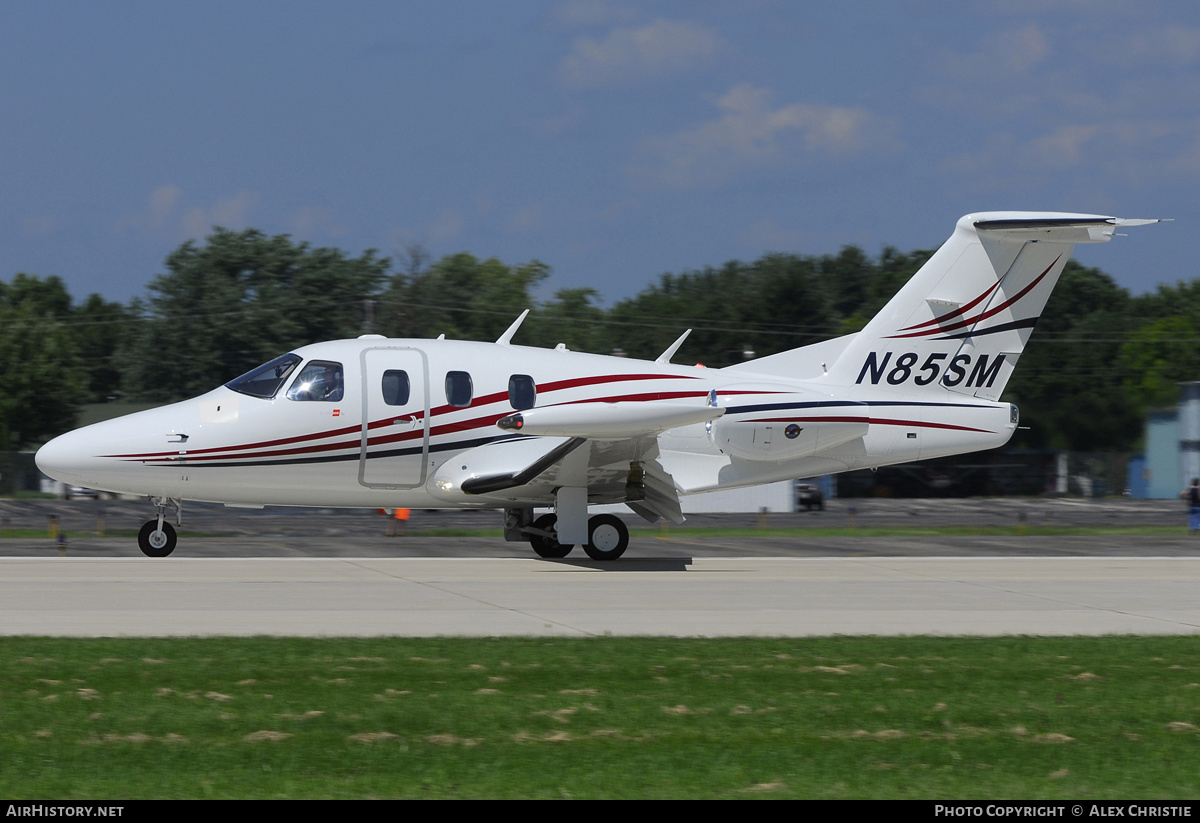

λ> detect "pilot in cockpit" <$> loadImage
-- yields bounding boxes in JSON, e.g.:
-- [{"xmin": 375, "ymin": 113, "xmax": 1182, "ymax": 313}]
[
  {"xmin": 286, "ymin": 361, "xmax": 344, "ymax": 402},
  {"xmin": 318, "ymin": 364, "xmax": 343, "ymax": 401}
]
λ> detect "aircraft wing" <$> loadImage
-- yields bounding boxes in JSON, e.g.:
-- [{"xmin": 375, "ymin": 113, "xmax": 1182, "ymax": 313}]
[{"xmin": 432, "ymin": 400, "xmax": 722, "ymax": 523}]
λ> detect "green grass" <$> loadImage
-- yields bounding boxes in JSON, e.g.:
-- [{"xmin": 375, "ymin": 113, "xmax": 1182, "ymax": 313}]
[{"xmin": 2, "ymin": 636, "xmax": 1198, "ymax": 798}]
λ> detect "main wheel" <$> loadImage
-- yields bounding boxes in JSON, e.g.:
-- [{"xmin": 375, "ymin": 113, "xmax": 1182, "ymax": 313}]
[
  {"xmin": 529, "ymin": 513, "xmax": 573, "ymax": 558},
  {"xmin": 138, "ymin": 520, "xmax": 177, "ymax": 557},
  {"xmin": 584, "ymin": 514, "xmax": 629, "ymax": 561}
]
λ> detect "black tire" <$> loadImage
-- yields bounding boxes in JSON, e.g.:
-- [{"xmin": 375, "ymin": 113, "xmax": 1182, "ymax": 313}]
[
  {"xmin": 138, "ymin": 520, "xmax": 177, "ymax": 557},
  {"xmin": 584, "ymin": 513, "xmax": 629, "ymax": 561},
  {"xmin": 529, "ymin": 513, "xmax": 573, "ymax": 558}
]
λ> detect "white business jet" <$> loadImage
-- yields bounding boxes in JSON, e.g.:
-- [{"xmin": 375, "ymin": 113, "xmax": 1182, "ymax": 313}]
[{"xmin": 36, "ymin": 212, "xmax": 1160, "ymax": 559}]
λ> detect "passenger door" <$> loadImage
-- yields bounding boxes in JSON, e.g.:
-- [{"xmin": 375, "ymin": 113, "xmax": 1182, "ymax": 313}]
[{"xmin": 359, "ymin": 347, "xmax": 430, "ymax": 488}]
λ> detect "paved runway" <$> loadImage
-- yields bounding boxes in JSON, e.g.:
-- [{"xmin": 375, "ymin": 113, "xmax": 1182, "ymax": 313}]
[
  {"xmin": 4, "ymin": 499, "xmax": 1199, "ymax": 637},
  {"xmin": 3, "ymin": 555, "xmax": 1198, "ymax": 637}
]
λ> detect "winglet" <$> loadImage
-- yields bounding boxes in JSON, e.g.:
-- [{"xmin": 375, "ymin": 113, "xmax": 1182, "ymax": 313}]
[
  {"xmin": 655, "ymin": 329, "xmax": 692, "ymax": 364},
  {"xmin": 496, "ymin": 310, "xmax": 530, "ymax": 345}
]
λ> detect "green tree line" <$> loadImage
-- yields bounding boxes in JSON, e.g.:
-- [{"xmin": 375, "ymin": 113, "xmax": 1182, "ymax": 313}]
[{"xmin": 3, "ymin": 228, "xmax": 1196, "ymax": 452}]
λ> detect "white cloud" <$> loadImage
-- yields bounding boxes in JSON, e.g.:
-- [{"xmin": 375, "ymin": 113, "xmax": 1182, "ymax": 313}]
[
  {"xmin": 21, "ymin": 216, "xmax": 55, "ymax": 238},
  {"xmin": 1106, "ymin": 26, "xmax": 1200, "ymax": 68},
  {"xmin": 115, "ymin": 185, "xmax": 259, "ymax": 240},
  {"xmin": 919, "ymin": 25, "xmax": 1057, "ymax": 119},
  {"xmin": 115, "ymin": 184, "xmax": 184, "ymax": 235},
  {"xmin": 147, "ymin": 185, "xmax": 183, "ymax": 227},
  {"xmin": 932, "ymin": 24, "xmax": 1050, "ymax": 80},
  {"xmin": 554, "ymin": 0, "xmax": 637, "ymax": 28},
  {"xmin": 939, "ymin": 117, "xmax": 1200, "ymax": 194},
  {"xmin": 183, "ymin": 189, "xmax": 259, "ymax": 237},
  {"xmin": 1029, "ymin": 125, "xmax": 1100, "ymax": 167},
  {"xmin": 425, "ymin": 209, "xmax": 464, "ymax": 244},
  {"xmin": 507, "ymin": 204, "xmax": 543, "ymax": 232},
  {"xmin": 559, "ymin": 18, "xmax": 722, "ymax": 88},
  {"xmin": 627, "ymin": 85, "xmax": 894, "ymax": 190},
  {"xmin": 287, "ymin": 206, "xmax": 347, "ymax": 239},
  {"xmin": 737, "ymin": 218, "xmax": 810, "ymax": 252}
]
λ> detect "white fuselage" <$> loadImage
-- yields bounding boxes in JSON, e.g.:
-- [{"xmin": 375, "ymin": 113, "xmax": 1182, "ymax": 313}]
[{"xmin": 36, "ymin": 335, "xmax": 1015, "ymax": 509}]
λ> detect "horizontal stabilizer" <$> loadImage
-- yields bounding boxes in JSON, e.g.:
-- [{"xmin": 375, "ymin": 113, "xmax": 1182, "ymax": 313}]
[
  {"xmin": 497, "ymin": 401, "xmax": 724, "ymax": 438},
  {"xmin": 973, "ymin": 214, "xmax": 1165, "ymax": 244}
]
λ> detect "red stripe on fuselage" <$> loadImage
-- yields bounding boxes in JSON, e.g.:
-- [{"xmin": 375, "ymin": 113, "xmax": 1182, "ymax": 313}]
[
  {"xmin": 106, "ymin": 372, "xmax": 701, "ymax": 460},
  {"xmin": 123, "ymin": 381, "xmax": 712, "ymax": 464}
]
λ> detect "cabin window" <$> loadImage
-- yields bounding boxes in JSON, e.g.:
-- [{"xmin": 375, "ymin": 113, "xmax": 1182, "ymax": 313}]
[
  {"xmin": 286, "ymin": 360, "xmax": 345, "ymax": 402},
  {"xmin": 445, "ymin": 371, "xmax": 473, "ymax": 408},
  {"xmin": 382, "ymin": 370, "xmax": 411, "ymax": 406},
  {"xmin": 508, "ymin": 374, "xmax": 536, "ymax": 410},
  {"xmin": 226, "ymin": 353, "xmax": 302, "ymax": 399}
]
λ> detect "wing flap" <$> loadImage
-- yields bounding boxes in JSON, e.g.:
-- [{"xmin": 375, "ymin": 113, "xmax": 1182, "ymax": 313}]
[{"xmin": 626, "ymin": 459, "xmax": 685, "ymax": 524}]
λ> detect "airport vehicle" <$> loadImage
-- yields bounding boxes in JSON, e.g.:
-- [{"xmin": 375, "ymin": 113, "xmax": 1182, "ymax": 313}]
[
  {"xmin": 796, "ymin": 483, "xmax": 824, "ymax": 511},
  {"xmin": 36, "ymin": 212, "xmax": 1159, "ymax": 559}
]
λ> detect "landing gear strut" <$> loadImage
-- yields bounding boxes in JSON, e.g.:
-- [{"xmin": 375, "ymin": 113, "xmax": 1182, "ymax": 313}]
[{"xmin": 139, "ymin": 497, "xmax": 182, "ymax": 557}]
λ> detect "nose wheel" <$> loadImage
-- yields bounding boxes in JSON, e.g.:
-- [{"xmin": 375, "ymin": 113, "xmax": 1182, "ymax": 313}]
[
  {"xmin": 138, "ymin": 520, "xmax": 177, "ymax": 557},
  {"xmin": 138, "ymin": 497, "xmax": 182, "ymax": 557}
]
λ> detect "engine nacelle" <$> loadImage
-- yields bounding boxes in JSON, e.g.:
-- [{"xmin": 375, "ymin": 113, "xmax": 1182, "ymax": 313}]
[{"xmin": 710, "ymin": 393, "xmax": 869, "ymax": 461}]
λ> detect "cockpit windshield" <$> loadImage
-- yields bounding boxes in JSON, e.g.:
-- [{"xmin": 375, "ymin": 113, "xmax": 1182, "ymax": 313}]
[{"xmin": 225, "ymin": 354, "xmax": 303, "ymax": 399}]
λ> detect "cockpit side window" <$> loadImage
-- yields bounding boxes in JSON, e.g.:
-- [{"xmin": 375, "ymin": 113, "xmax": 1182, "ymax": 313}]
[
  {"xmin": 286, "ymin": 360, "xmax": 345, "ymax": 402},
  {"xmin": 225, "ymin": 354, "xmax": 302, "ymax": 399}
]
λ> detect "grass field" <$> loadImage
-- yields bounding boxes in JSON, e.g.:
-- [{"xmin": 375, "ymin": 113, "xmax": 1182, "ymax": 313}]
[{"xmin": 3, "ymin": 636, "xmax": 1198, "ymax": 799}]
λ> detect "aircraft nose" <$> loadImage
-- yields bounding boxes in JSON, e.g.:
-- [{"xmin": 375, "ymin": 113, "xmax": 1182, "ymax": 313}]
[{"xmin": 36, "ymin": 429, "xmax": 88, "ymax": 484}]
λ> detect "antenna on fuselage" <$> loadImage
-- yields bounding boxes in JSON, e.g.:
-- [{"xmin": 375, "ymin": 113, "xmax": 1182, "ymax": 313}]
[
  {"xmin": 495, "ymin": 309, "xmax": 531, "ymax": 345},
  {"xmin": 655, "ymin": 329, "xmax": 692, "ymax": 364}
]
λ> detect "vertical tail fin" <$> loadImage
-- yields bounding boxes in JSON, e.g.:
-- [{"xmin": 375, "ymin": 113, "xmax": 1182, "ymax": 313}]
[{"xmin": 826, "ymin": 212, "xmax": 1158, "ymax": 400}]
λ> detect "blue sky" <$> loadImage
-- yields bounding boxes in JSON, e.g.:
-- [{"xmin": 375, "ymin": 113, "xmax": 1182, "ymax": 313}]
[{"xmin": 2, "ymin": 1, "xmax": 1197, "ymax": 305}]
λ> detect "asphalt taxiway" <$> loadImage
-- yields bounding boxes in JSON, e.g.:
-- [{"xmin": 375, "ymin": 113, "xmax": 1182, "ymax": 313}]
[
  {"xmin": 2, "ymin": 498, "xmax": 1198, "ymax": 637},
  {"xmin": 2, "ymin": 555, "xmax": 1198, "ymax": 637}
]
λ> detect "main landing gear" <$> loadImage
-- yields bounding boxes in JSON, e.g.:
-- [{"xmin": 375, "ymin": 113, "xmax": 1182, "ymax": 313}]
[
  {"xmin": 138, "ymin": 497, "xmax": 182, "ymax": 557},
  {"xmin": 524, "ymin": 512, "xmax": 630, "ymax": 561}
]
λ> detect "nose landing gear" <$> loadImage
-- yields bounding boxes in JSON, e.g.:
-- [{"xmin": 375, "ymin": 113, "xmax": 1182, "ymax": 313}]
[
  {"xmin": 138, "ymin": 497, "xmax": 182, "ymax": 557},
  {"xmin": 138, "ymin": 520, "xmax": 177, "ymax": 557}
]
